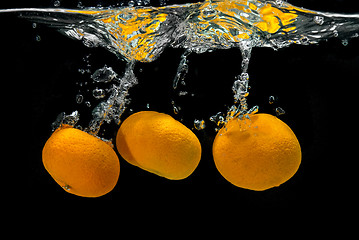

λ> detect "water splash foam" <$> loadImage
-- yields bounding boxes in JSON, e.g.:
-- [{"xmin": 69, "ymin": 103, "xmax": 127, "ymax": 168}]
[{"xmin": 1, "ymin": 0, "xmax": 358, "ymax": 133}]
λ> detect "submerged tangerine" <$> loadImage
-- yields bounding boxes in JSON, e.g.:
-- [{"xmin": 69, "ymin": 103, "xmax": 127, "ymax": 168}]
[
  {"xmin": 116, "ymin": 111, "xmax": 201, "ymax": 180},
  {"xmin": 42, "ymin": 125, "xmax": 120, "ymax": 197},
  {"xmin": 212, "ymin": 113, "xmax": 301, "ymax": 191}
]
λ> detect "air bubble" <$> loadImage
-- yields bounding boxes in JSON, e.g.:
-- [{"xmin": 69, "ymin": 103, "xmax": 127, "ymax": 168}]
[
  {"xmin": 275, "ymin": 0, "xmax": 284, "ymax": 7},
  {"xmin": 342, "ymin": 39, "xmax": 349, "ymax": 46},
  {"xmin": 170, "ymin": 100, "xmax": 181, "ymax": 114},
  {"xmin": 128, "ymin": 0, "xmax": 135, "ymax": 7},
  {"xmin": 51, "ymin": 112, "xmax": 65, "ymax": 131},
  {"xmin": 201, "ymin": 5, "xmax": 217, "ymax": 20},
  {"xmin": 77, "ymin": 1, "xmax": 84, "ymax": 8},
  {"xmin": 159, "ymin": 0, "xmax": 168, "ymax": 6},
  {"xmin": 210, "ymin": 112, "xmax": 225, "ymax": 126},
  {"xmin": 62, "ymin": 184, "xmax": 71, "ymax": 191},
  {"xmin": 92, "ymin": 88, "xmax": 106, "ymax": 99},
  {"xmin": 300, "ymin": 36, "xmax": 309, "ymax": 44},
  {"xmin": 268, "ymin": 96, "xmax": 276, "ymax": 104},
  {"xmin": 314, "ymin": 16, "xmax": 324, "ymax": 25},
  {"xmin": 247, "ymin": 105, "xmax": 259, "ymax": 115},
  {"xmin": 52, "ymin": 111, "xmax": 80, "ymax": 130},
  {"xmin": 76, "ymin": 94, "xmax": 84, "ymax": 104},
  {"xmin": 54, "ymin": 0, "xmax": 61, "ymax": 7},
  {"xmin": 194, "ymin": 119, "xmax": 206, "ymax": 130},
  {"xmin": 35, "ymin": 35, "xmax": 41, "ymax": 42},
  {"xmin": 178, "ymin": 91, "xmax": 188, "ymax": 96},
  {"xmin": 173, "ymin": 51, "xmax": 189, "ymax": 89},
  {"xmin": 91, "ymin": 66, "xmax": 118, "ymax": 83},
  {"xmin": 275, "ymin": 107, "xmax": 286, "ymax": 116},
  {"xmin": 232, "ymin": 73, "xmax": 249, "ymax": 101},
  {"xmin": 63, "ymin": 111, "xmax": 80, "ymax": 126}
]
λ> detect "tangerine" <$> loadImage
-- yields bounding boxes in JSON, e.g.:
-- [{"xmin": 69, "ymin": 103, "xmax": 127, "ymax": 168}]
[
  {"xmin": 212, "ymin": 113, "xmax": 301, "ymax": 191},
  {"xmin": 116, "ymin": 111, "xmax": 201, "ymax": 180},
  {"xmin": 42, "ymin": 125, "xmax": 120, "ymax": 197}
]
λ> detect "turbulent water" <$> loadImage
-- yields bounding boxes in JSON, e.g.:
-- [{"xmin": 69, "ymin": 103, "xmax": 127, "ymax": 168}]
[{"xmin": 1, "ymin": 0, "xmax": 358, "ymax": 133}]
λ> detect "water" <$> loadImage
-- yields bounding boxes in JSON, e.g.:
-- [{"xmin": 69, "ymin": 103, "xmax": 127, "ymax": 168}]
[
  {"xmin": 1, "ymin": 0, "xmax": 358, "ymax": 135},
  {"xmin": 88, "ymin": 61, "xmax": 137, "ymax": 135}
]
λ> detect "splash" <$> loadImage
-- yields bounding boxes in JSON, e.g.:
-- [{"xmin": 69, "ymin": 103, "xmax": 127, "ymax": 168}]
[{"xmin": 1, "ymin": 0, "xmax": 358, "ymax": 133}]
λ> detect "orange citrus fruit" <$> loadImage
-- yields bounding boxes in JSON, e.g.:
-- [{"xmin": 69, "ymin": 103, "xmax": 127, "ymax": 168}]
[
  {"xmin": 116, "ymin": 111, "xmax": 201, "ymax": 180},
  {"xmin": 212, "ymin": 113, "xmax": 301, "ymax": 191},
  {"xmin": 42, "ymin": 125, "xmax": 120, "ymax": 197}
]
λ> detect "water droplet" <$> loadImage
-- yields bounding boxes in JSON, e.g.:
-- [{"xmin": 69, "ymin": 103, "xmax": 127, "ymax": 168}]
[
  {"xmin": 314, "ymin": 16, "xmax": 324, "ymax": 25},
  {"xmin": 85, "ymin": 101, "xmax": 91, "ymax": 107},
  {"xmin": 275, "ymin": 107, "xmax": 286, "ymax": 116},
  {"xmin": 92, "ymin": 88, "xmax": 106, "ymax": 99},
  {"xmin": 194, "ymin": 119, "xmax": 206, "ymax": 130},
  {"xmin": 32, "ymin": 23, "xmax": 37, "ymax": 28},
  {"xmin": 76, "ymin": 94, "xmax": 84, "ymax": 104},
  {"xmin": 268, "ymin": 96, "xmax": 276, "ymax": 104}
]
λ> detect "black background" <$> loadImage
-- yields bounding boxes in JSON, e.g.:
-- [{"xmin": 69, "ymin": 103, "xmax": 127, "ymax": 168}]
[{"xmin": 2, "ymin": 0, "xmax": 359, "ymax": 215}]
